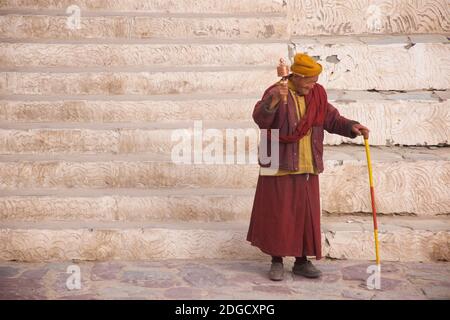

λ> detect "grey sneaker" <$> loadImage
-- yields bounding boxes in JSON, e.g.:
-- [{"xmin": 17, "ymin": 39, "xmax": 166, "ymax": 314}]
[
  {"xmin": 292, "ymin": 260, "xmax": 322, "ymax": 278},
  {"xmin": 269, "ymin": 262, "xmax": 284, "ymax": 281}
]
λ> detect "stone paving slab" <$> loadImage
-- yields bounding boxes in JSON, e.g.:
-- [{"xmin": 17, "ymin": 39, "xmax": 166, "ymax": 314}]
[{"xmin": 0, "ymin": 259, "xmax": 449, "ymax": 300}]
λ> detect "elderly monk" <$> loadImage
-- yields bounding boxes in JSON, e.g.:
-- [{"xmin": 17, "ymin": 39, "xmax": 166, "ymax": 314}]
[{"xmin": 247, "ymin": 53, "xmax": 369, "ymax": 281}]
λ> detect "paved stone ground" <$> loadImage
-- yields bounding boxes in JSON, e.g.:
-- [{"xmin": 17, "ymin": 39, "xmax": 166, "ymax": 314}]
[{"xmin": 0, "ymin": 259, "xmax": 449, "ymax": 300}]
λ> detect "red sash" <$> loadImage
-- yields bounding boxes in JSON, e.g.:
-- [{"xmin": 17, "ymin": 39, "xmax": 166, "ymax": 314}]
[{"xmin": 266, "ymin": 83, "xmax": 327, "ymax": 143}]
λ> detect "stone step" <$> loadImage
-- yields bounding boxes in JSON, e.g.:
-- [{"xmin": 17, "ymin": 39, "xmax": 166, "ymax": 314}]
[
  {"xmin": 0, "ymin": 70, "xmax": 277, "ymax": 95},
  {"xmin": 290, "ymin": 36, "xmax": 450, "ymax": 90},
  {"xmin": 0, "ymin": 146, "xmax": 448, "ymax": 216},
  {"xmin": 2, "ymin": 1, "xmax": 448, "ymax": 36},
  {"xmin": 288, "ymin": 0, "xmax": 450, "ymax": 36},
  {"xmin": 2, "ymin": 40, "xmax": 448, "ymax": 93},
  {"xmin": 0, "ymin": 216, "xmax": 448, "ymax": 262},
  {"xmin": 0, "ymin": 14, "xmax": 288, "ymax": 41},
  {"xmin": 0, "ymin": 96, "xmax": 260, "ymax": 122},
  {"xmin": 1, "ymin": 91, "xmax": 448, "ymax": 146},
  {"xmin": 0, "ymin": 0, "xmax": 286, "ymax": 14},
  {"xmin": 0, "ymin": 181, "xmax": 447, "ymax": 223},
  {"xmin": 324, "ymin": 90, "xmax": 449, "ymax": 146},
  {"xmin": 0, "ymin": 125, "xmax": 259, "ymax": 155},
  {"xmin": 0, "ymin": 98, "xmax": 448, "ymax": 154},
  {"xmin": 0, "ymin": 188, "xmax": 254, "ymax": 222},
  {"xmin": 0, "ymin": 42, "xmax": 288, "ymax": 69}
]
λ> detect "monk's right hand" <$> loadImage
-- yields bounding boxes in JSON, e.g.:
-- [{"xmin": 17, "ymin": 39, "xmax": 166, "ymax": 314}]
[{"xmin": 266, "ymin": 82, "xmax": 288, "ymax": 109}]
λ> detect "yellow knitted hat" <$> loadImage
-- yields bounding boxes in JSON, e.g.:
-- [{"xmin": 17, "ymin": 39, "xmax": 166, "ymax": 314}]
[{"xmin": 290, "ymin": 53, "xmax": 322, "ymax": 77}]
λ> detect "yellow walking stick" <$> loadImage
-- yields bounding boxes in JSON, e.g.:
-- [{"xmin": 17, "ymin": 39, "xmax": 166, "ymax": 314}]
[{"xmin": 363, "ymin": 132, "xmax": 381, "ymax": 266}]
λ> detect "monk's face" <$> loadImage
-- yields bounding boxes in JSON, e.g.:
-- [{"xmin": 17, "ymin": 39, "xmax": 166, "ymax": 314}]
[{"xmin": 290, "ymin": 74, "xmax": 319, "ymax": 96}]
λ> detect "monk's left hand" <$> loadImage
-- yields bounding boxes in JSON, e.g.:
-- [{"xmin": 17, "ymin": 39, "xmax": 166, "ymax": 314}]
[{"xmin": 351, "ymin": 123, "xmax": 370, "ymax": 139}]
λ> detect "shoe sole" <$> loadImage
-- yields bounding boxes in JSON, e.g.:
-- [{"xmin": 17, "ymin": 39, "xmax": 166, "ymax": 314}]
[
  {"xmin": 269, "ymin": 277, "xmax": 283, "ymax": 281},
  {"xmin": 269, "ymin": 272, "xmax": 284, "ymax": 281},
  {"xmin": 292, "ymin": 271, "xmax": 321, "ymax": 279}
]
